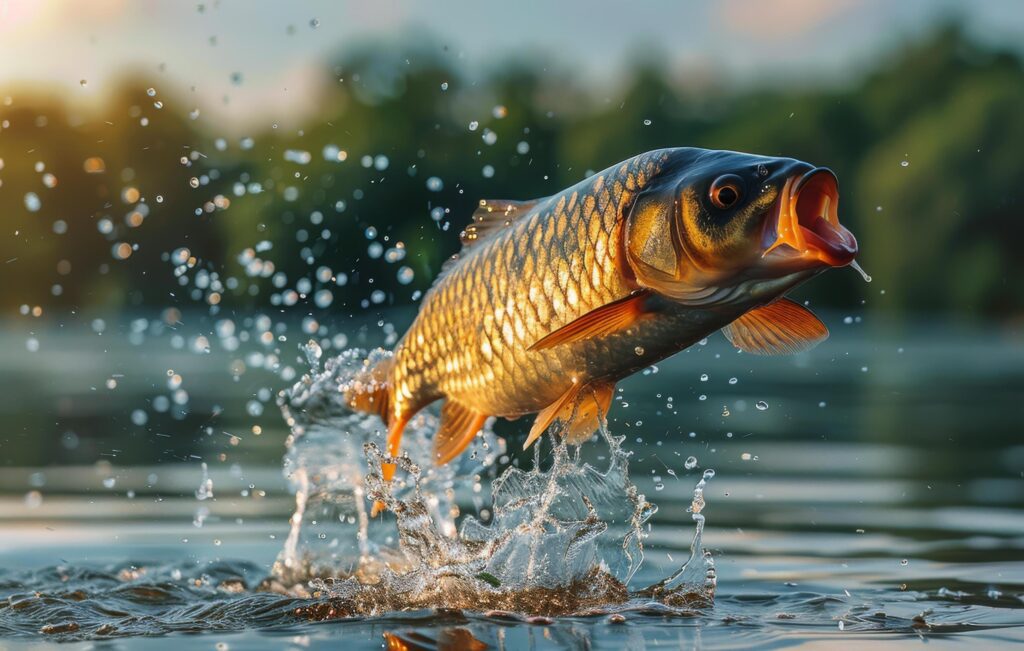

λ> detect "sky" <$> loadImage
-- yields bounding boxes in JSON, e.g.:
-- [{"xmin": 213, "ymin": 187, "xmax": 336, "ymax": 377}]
[{"xmin": 1, "ymin": 0, "xmax": 1023, "ymax": 131}]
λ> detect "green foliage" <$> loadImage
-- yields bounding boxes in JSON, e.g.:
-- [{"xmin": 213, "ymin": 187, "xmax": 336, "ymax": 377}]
[{"xmin": 0, "ymin": 25, "xmax": 1020, "ymax": 320}]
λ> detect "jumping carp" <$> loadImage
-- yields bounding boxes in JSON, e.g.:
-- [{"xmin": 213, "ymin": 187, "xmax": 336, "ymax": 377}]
[{"xmin": 350, "ymin": 148, "xmax": 859, "ymax": 497}]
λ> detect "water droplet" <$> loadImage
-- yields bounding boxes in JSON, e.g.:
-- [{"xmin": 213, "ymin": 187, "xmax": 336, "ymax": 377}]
[
  {"xmin": 195, "ymin": 463, "xmax": 214, "ymax": 500},
  {"xmin": 112, "ymin": 243, "xmax": 133, "ymax": 260},
  {"xmin": 309, "ymin": 17, "xmax": 320, "ymax": 28},
  {"xmin": 146, "ymin": 87, "xmax": 156, "ymax": 97},
  {"xmin": 755, "ymin": 400, "xmax": 769, "ymax": 411},
  {"xmin": 102, "ymin": 477, "xmax": 116, "ymax": 489},
  {"xmin": 699, "ymin": 373, "xmax": 708, "ymax": 382},
  {"xmin": 21, "ymin": 487, "xmax": 48, "ymax": 510},
  {"xmin": 131, "ymin": 409, "xmax": 148, "ymax": 426},
  {"xmin": 314, "ymin": 289, "xmax": 334, "ymax": 308},
  {"xmin": 643, "ymin": 119, "xmax": 652, "ymax": 126},
  {"xmin": 728, "ymin": 377, "xmax": 738, "ymax": 385},
  {"xmin": 440, "ymin": 81, "xmax": 449, "ymax": 91},
  {"xmin": 684, "ymin": 456, "xmax": 698, "ymax": 470},
  {"xmin": 850, "ymin": 259, "xmax": 872, "ymax": 283},
  {"xmin": 900, "ymin": 558, "xmax": 909, "ymax": 566},
  {"xmin": 900, "ymin": 159, "xmax": 909, "ymax": 167},
  {"xmin": 83, "ymin": 156, "xmax": 106, "ymax": 173},
  {"xmin": 23, "ymin": 192, "xmax": 41, "ymax": 212},
  {"xmin": 189, "ymin": 177, "xmax": 200, "ymax": 188},
  {"xmin": 468, "ymin": 120, "xmax": 479, "ymax": 131},
  {"xmin": 634, "ymin": 346, "xmax": 645, "ymax": 356}
]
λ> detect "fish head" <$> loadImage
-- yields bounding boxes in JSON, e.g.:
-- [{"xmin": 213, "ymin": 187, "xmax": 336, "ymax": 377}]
[{"xmin": 624, "ymin": 149, "xmax": 858, "ymax": 304}]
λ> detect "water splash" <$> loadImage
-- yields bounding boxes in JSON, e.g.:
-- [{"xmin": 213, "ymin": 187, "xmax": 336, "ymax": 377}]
[
  {"xmin": 637, "ymin": 468, "xmax": 717, "ymax": 606},
  {"xmin": 269, "ymin": 344, "xmax": 716, "ymax": 615},
  {"xmin": 272, "ymin": 346, "xmax": 502, "ymax": 584}
]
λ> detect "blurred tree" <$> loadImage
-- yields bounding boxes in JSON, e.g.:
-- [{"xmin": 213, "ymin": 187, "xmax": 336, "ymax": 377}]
[{"xmin": 0, "ymin": 24, "xmax": 1020, "ymax": 323}]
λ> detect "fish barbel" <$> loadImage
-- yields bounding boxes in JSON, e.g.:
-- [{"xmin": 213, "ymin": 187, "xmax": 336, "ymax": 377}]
[{"xmin": 348, "ymin": 148, "xmax": 859, "ymax": 497}]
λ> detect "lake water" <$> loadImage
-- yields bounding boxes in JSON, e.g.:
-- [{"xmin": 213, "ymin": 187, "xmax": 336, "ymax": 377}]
[{"xmin": 1, "ymin": 315, "xmax": 1022, "ymax": 649}]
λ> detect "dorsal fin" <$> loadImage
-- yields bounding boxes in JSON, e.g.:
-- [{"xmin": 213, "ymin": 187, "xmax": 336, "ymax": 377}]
[
  {"xmin": 459, "ymin": 198, "xmax": 541, "ymax": 250},
  {"xmin": 427, "ymin": 198, "xmax": 545, "ymax": 296}
]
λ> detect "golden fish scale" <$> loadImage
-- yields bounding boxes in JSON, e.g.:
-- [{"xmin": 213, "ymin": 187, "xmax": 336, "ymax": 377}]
[{"xmin": 391, "ymin": 152, "xmax": 670, "ymax": 420}]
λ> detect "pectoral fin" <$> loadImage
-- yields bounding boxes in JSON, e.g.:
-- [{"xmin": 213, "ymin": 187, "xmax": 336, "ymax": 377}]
[
  {"xmin": 722, "ymin": 298, "xmax": 828, "ymax": 355},
  {"xmin": 528, "ymin": 291, "xmax": 653, "ymax": 351},
  {"xmin": 524, "ymin": 381, "xmax": 615, "ymax": 449},
  {"xmin": 434, "ymin": 399, "xmax": 489, "ymax": 465}
]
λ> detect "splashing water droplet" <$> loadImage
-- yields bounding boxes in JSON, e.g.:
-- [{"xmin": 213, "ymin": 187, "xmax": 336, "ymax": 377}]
[
  {"xmin": 24, "ymin": 192, "xmax": 41, "ymax": 212},
  {"xmin": 397, "ymin": 266, "xmax": 415, "ymax": 285},
  {"xmin": 195, "ymin": 462, "xmax": 214, "ymax": 501},
  {"xmin": 850, "ymin": 259, "xmax": 872, "ymax": 283}
]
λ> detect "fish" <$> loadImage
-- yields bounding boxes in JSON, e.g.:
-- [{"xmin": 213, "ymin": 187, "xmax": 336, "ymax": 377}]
[{"xmin": 348, "ymin": 148, "xmax": 859, "ymax": 508}]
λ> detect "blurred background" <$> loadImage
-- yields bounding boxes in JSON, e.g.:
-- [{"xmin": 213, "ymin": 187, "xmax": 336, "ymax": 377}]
[{"xmin": 0, "ymin": 0, "xmax": 1021, "ymax": 548}]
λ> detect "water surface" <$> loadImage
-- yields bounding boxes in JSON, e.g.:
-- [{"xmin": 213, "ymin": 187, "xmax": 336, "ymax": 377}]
[{"xmin": 1, "ymin": 319, "xmax": 1022, "ymax": 648}]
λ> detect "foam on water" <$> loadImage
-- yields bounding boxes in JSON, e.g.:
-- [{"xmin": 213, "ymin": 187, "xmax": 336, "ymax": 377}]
[{"xmin": 269, "ymin": 344, "xmax": 716, "ymax": 616}]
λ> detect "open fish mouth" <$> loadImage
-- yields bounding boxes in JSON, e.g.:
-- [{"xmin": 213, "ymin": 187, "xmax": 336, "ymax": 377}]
[{"xmin": 762, "ymin": 168, "xmax": 858, "ymax": 267}]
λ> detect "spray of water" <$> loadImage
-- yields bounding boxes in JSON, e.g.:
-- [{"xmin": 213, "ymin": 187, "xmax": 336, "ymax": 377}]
[{"xmin": 268, "ymin": 343, "xmax": 716, "ymax": 616}]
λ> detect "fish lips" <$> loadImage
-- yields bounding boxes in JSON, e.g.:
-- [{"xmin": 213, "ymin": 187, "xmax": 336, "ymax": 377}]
[{"xmin": 761, "ymin": 168, "xmax": 858, "ymax": 268}]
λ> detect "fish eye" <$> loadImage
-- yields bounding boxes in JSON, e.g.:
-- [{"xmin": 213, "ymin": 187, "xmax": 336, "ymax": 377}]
[{"xmin": 709, "ymin": 174, "xmax": 744, "ymax": 210}]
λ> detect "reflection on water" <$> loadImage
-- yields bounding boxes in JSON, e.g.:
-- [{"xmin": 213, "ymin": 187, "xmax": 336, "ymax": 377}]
[{"xmin": 0, "ymin": 318, "xmax": 1022, "ymax": 647}]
